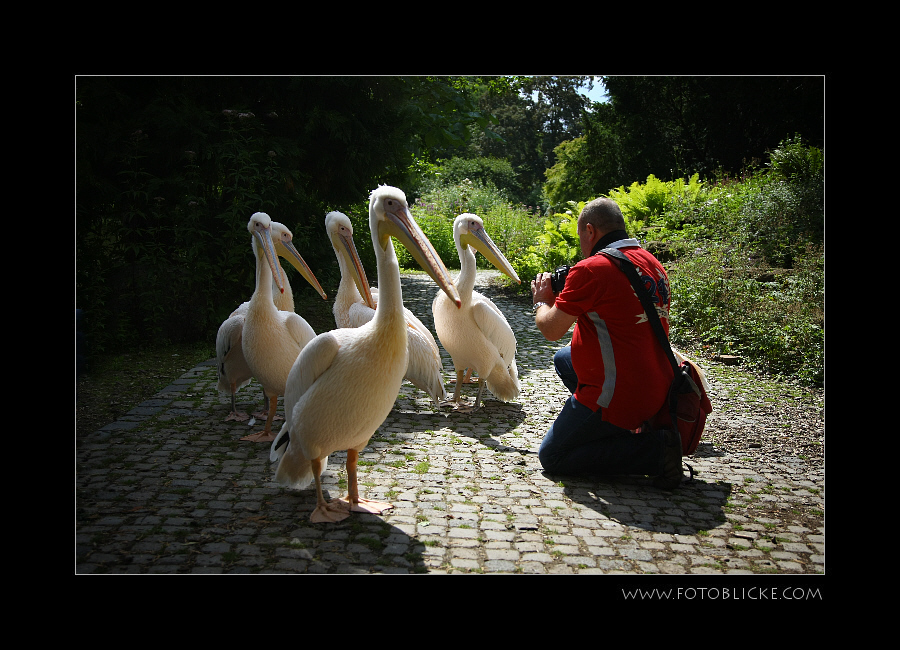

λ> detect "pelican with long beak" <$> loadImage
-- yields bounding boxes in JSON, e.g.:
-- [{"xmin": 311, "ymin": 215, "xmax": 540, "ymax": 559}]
[
  {"xmin": 270, "ymin": 186, "xmax": 460, "ymax": 523},
  {"xmin": 433, "ymin": 213, "xmax": 521, "ymax": 412},
  {"xmin": 216, "ymin": 221, "xmax": 327, "ymax": 422},
  {"xmin": 240, "ymin": 213, "xmax": 325, "ymax": 442},
  {"xmin": 326, "ymin": 211, "xmax": 377, "ymax": 329},
  {"xmin": 325, "ymin": 211, "xmax": 447, "ymax": 406}
]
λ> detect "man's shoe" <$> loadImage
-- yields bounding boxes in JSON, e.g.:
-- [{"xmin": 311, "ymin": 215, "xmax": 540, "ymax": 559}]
[{"xmin": 653, "ymin": 429, "xmax": 683, "ymax": 490}]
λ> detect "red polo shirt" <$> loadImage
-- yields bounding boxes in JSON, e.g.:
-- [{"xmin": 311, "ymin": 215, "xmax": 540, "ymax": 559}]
[{"xmin": 553, "ymin": 242, "xmax": 673, "ymax": 430}]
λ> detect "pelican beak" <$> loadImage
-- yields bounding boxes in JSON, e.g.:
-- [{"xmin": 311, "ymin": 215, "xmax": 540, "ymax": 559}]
[
  {"xmin": 381, "ymin": 205, "xmax": 461, "ymax": 308},
  {"xmin": 335, "ymin": 229, "xmax": 376, "ymax": 310},
  {"xmin": 461, "ymin": 224, "xmax": 521, "ymax": 284},
  {"xmin": 254, "ymin": 225, "xmax": 285, "ymax": 293},
  {"xmin": 280, "ymin": 239, "xmax": 328, "ymax": 300}
]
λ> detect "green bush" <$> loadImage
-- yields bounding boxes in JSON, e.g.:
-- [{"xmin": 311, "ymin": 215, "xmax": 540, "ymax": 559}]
[
  {"xmin": 348, "ymin": 147, "xmax": 825, "ymax": 388},
  {"xmin": 426, "ymin": 156, "xmax": 522, "ymax": 200},
  {"xmin": 403, "ymin": 178, "xmax": 542, "ymax": 279},
  {"xmin": 668, "ymin": 241, "xmax": 823, "ymax": 385},
  {"xmin": 606, "ymin": 173, "xmax": 710, "ymax": 239},
  {"xmin": 737, "ymin": 137, "xmax": 824, "ymax": 267},
  {"xmin": 532, "ymin": 144, "xmax": 824, "ymax": 387},
  {"xmin": 510, "ymin": 212, "xmax": 580, "ymax": 286},
  {"xmin": 768, "ymin": 135, "xmax": 824, "ymax": 183}
]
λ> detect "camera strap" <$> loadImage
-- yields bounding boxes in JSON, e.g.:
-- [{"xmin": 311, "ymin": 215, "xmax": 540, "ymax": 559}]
[
  {"xmin": 590, "ymin": 230, "xmax": 629, "ymax": 256},
  {"xmin": 599, "ymin": 248, "xmax": 679, "ymax": 376},
  {"xmin": 600, "ymin": 248, "xmax": 708, "ymax": 474}
]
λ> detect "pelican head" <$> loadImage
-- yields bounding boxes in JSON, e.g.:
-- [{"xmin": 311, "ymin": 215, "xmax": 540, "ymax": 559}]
[
  {"xmin": 248, "ymin": 212, "xmax": 284, "ymax": 293},
  {"xmin": 271, "ymin": 221, "xmax": 328, "ymax": 300},
  {"xmin": 325, "ymin": 211, "xmax": 375, "ymax": 310},
  {"xmin": 369, "ymin": 186, "xmax": 461, "ymax": 308},
  {"xmin": 455, "ymin": 213, "xmax": 521, "ymax": 284}
]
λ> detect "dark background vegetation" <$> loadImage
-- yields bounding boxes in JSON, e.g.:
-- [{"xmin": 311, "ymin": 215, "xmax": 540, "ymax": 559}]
[{"xmin": 75, "ymin": 75, "xmax": 824, "ymax": 408}]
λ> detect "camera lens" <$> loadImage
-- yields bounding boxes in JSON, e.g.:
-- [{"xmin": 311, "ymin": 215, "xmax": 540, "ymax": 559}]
[{"xmin": 550, "ymin": 265, "xmax": 569, "ymax": 293}]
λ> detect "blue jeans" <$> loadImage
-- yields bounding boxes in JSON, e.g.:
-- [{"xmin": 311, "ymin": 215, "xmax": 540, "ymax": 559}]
[{"xmin": 538, "ymin": 346, "xmax": 666, "ymax": 477}]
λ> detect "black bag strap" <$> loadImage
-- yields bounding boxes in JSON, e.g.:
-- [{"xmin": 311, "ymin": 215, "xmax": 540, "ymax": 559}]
[
  {"xmin": 601, "ymin": 247, "xmax": 697, "ymax": 474},
  {"xmin": 599, "ymin": 248, "xmax": 679, "ymax": 374}
]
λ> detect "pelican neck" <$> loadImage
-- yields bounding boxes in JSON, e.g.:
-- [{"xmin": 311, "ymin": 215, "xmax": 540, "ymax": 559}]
[
  {"xmin": 250, "ymin": 243, "xmax": 278, "ymax": 309},
  {"xmin": 372, "ymin": 239, "xmax": 405, "ymax": 328},
  {"xmin": 455, "ymin": 243, "xmax": 477, "ymax": 304}
]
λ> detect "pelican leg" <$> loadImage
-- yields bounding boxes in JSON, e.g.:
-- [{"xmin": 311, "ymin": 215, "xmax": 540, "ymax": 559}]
[
  {"xmin": 442, "ymin": 367, "xmax": 486, "ymax": 413},
  {"xmin": 448, "ymin": 368, "xmax": 477, "ymax": 384},
  {"xmin": 341, "ymin": 449, "xmax": 393, "ymax": 515},
  {"xmin": 241, "ymin": 394, "xmax": 278, "ymax": 442},
  {"xmin": 472, "ymin": 377, "xmax": 486, "ymax": 410},
  {"xmin": 310, "ymin": 457, "xmax": 351, "ymax": 523},
  {"xmin": 251, "ymin": 390, "xmax": 268, "ymax": 418},
  {"xmin": 452, "ymin": 370, "xmax": 464, "ymax": 403},
  {"xmin": 450, "ymin": 376, "xmax": 485, "ymax": 414},
  {"xmin": 252, "ymin": 391, "xmax": 283, "ymax": 421},
  {"xmin": 224, "ymin": 384, "xmax": 249, "ymax": 421},
  {"xmin": 440, "ymin": 369, "xmax": 467, "ymax": 408}
]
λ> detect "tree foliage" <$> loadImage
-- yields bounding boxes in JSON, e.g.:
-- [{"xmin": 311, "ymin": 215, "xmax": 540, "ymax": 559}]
[
  {"xmin": 76, "ymin": 74, "xmax": 825, "ymax": 384},
  {"xmin": 76, "ymin": 76, "xmax": 499, "ymax": 353},
  {"xmin": 465, "ymin": 76, "xmax": 593, "ymax": 207},
  {"xmin": 544, "ymin": 76, "xmax": 824, "ymax": 209}
]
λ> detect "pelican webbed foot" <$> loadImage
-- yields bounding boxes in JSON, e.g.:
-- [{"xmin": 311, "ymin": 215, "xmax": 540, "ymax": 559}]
[
  {"xmin": 251, "ymin": 410, "xmax": 283, "ymax": 421},
  {"xmin": 240, "ymin": 430, "xmax": 277, "ymax": 442},
  {"xmin": 310, "ymin": 499, "xmax": 352, "ymax": 523},
  {"xmin": 342, "ymin": 497, "xmax": 394, "ymax": 515}
]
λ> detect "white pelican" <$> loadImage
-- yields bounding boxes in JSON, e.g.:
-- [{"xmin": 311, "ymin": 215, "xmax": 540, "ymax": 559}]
[
  {"xmin": 216, "ymin": 222, "xmax": 327, "ymax": 422},
  {"xmin": 270, "ymin": 186, "xmax": 460, "ymax": 523},
  {"xmin": 433, "ymin": 213, "xmax": 521, "ymax": 412},
  {"xmin": 240, "ymin": 213, "xmax": 325, "ymax": 443},
  {"xmin": 325, "ymin": 211, "xmax": 447, "ymax": 406}
]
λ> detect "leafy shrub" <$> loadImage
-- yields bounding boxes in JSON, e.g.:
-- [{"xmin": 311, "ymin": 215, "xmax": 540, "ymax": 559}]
[
  {"xmin": 737, "ymin": 137, "xmax": 824, "ymax": 267},
  {"xmin": 768, "ymin": 135, "xmax": 824, "ymax": 183},
  {"xmin": 511, "ymin": 210, "xmax": 580, "ymax": 285},
  {"xmin": 406, "ymin": 202, "xmax": 457, "ymax": 271},
  {"xmin": 426, "ymin": 156, "xmax": 522, "ymax": 200},
  {"xmin": 402, "ymin": 179, "xmax": 542, "ymax": 279},
  {"xmin": 606, "ymin": 173, "xmax": 709, "ymax": 238},
  {"xmin": 668, "ymin": 241, "xmax": 823, "ymax": 386},
  {"xmin": 544, "ymin": 136, "xmax": 592, "ymax": 212}
]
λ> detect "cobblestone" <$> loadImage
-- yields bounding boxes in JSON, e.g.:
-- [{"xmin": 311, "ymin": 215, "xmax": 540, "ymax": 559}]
[{"xmin": 76, "ymin": 271, "xmax": 825, "ymax": 577}]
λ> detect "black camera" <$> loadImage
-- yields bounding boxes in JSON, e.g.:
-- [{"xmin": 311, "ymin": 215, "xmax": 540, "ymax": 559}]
[{"xmin": 550, "ymin": 265, "xmax": 570, "ymax": 293}]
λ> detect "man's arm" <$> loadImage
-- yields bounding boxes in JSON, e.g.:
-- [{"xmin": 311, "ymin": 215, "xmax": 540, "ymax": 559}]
[{"xmin": 531, "ymin": 272, "xmax": 577, "ymax": 342}]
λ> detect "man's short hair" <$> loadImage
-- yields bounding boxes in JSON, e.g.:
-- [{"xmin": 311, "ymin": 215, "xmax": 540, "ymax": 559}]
[{"xmin": 580, "ymin": 197, "xmax": 627, "ymax": 235}]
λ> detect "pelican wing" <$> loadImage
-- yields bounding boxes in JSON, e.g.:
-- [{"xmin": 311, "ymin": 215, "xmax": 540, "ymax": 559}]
[
  {"xmin": 284, "ymin": 312, "xmax": 318, "ymax": 351},
  {"xmin": 471, "ymin": 296, "xmax": 517, "ymax": 364},
  {"xmin": 221, "ymin": 331, "xmax": 247, "ymax": 371},
  {"xmin": 403, "ymin": 308, "xmax": 440, "ymax": 358},
  {"xmin": 216, "ymin": 314, "xmax": 252, "ymax": 393},
  {"xmin": 346, "ymin": 302, "xmax": 375, "ymax": 329},
  {"xmin": 272, "ymin": 331, "xmax": 342, "ymax": 464},
  {"xmin": 291, "ymin": 332, "xmax": 341, "ymax": 404},
  {"xmin": 372, "ymin": 292, "xmax": 440, "ymax": 361}
]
